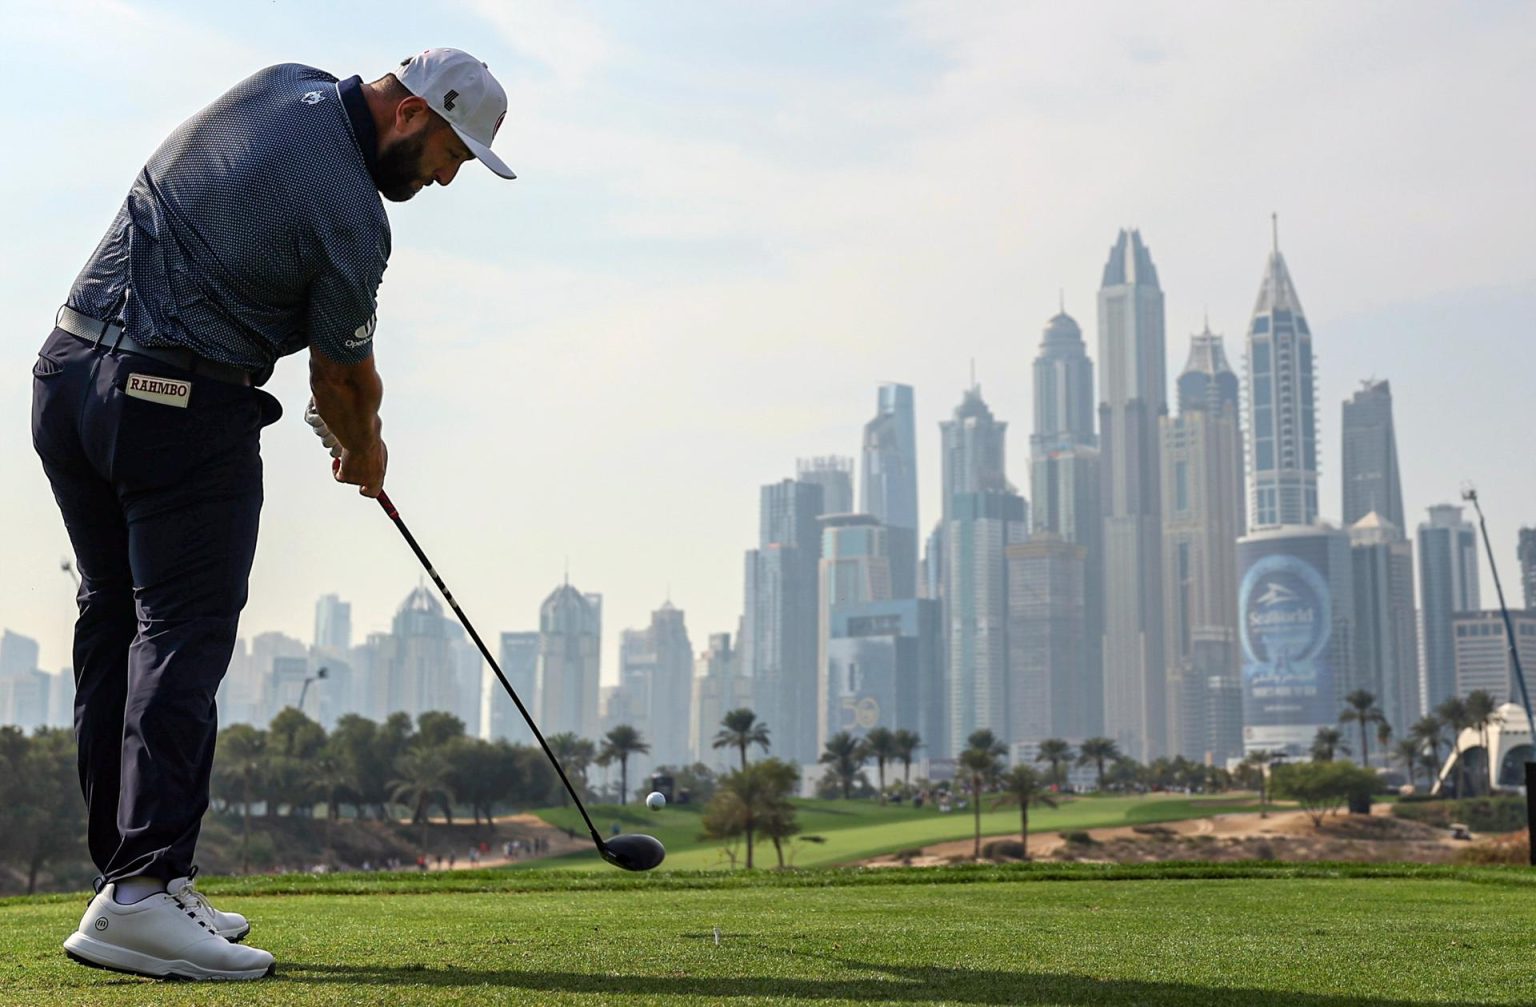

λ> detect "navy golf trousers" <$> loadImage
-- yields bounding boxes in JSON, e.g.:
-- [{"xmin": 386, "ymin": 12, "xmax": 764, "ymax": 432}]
[{"xmin": 31, "ymin": 326, "xmax": 281, "ymax": 884}]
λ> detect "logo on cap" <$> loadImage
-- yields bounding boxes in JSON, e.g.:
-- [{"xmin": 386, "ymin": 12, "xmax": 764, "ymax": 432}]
[{"xmin": 443, "ymin": 89, "xmax": 459, "ymax": 111}]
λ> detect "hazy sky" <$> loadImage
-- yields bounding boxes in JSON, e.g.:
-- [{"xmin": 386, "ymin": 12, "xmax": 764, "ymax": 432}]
[{"xmin": 3, "ymin": 1, "xmax": 1533, "ymax": 687}]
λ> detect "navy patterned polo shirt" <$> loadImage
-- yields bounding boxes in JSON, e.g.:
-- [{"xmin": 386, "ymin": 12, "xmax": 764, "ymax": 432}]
[{"xmin": 66, "ymin": 64, "xmax": 390, "ymax": 382}]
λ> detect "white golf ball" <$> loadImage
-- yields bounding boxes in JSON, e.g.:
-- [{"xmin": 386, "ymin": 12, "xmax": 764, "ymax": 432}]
[{"xmin": 645, "ymin": 791, "xmax": 666, "ymax": 810}]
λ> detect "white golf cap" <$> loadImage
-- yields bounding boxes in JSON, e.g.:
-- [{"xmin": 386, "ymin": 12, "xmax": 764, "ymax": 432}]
[{"xmin": 396, "ymin": 47, "xmax": 515, "ymax": 179}]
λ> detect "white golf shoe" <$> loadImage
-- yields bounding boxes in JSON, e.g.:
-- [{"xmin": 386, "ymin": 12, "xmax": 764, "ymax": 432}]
[
  {"xmin": 63, "ymin": 882, "xmax": 274, "ymax": 981},
  {"xmin": 165, "ymin": 876, "xmax": 251, "ymax": 942}
]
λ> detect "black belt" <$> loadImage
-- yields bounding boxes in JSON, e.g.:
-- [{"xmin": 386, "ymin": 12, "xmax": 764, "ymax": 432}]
[{"xmin": 55, "ymin": 305, "xmax": 255, "ymax": 387}]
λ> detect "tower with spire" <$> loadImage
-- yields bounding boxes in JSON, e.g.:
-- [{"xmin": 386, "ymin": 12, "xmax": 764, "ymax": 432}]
[
  {"xmin": 537, "ymin": 581, "xmax": 603, "ymax": 740},
  {"xmin": 1027, "ymin": 303, "xmax": 1103, "ymax": 741},
  {"xmin": 938, "ymin": 382, "xmax": 1026, "ymax": 755},
  {"xmin": 861, "ymin": 383, "xmax": 919, "ymax": 599},
  {"xmin": 1097, "ymin": 228, "xmax": 1169, "ymax": 760},
  {"xmin": 1245, "ymin": 215, "xmax": 1319, "ymax": 529},
  {"xmin": 1160, "ymin": 325, "xmax": 1246, "ymax": 763}
]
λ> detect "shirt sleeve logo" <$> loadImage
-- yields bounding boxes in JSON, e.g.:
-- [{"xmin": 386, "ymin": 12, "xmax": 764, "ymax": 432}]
[
  {"xmin": 344, "ymin": 314, "xmax": 377, "ymax": 350},
  {"xmin": 301, "ymin": 91, "xmax": 326, "ymax": 105}
]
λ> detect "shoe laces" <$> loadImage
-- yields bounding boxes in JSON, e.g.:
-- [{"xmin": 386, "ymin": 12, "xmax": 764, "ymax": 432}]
[{"xmin": 167, "ymin": 877, "xmax": 221, "ymax": 934}]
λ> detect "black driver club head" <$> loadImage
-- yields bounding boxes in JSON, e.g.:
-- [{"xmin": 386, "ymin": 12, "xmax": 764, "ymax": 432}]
[{"xmin": 600, "ymin": 833, "xmax": 666, "ymax": 872}]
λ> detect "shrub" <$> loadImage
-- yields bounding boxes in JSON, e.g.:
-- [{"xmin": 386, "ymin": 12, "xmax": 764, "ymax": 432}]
[
  {"xmin": 1393, "ymin": 797, "xmax": 1528, "ymax": 833},
  {"xmin": 981, "ymin": 840, "xmax": 1026, "ymax": 860},
  {"xmin": 1062, "ymin": 831, "xmax": 1097, "ymax": 846}
]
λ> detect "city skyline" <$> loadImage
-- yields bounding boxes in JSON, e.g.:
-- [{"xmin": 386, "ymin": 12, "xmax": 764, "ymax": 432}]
[{"xmin": 2, "ymin": 2, "xmax": 1533, "ymax": 707}]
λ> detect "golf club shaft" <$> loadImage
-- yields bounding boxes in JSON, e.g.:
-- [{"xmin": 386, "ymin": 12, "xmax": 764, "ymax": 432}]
[{"xmin": 375, "ymin": 491, "xmax": 605, "ymax": 845}]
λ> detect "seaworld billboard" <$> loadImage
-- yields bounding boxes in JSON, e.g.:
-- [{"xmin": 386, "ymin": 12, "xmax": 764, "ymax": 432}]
[{"xmin": 1237, "ymin": 526, "xmax": 1353, "ymax": 756}]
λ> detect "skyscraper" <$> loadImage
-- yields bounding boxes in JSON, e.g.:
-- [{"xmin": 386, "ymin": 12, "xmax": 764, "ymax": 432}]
[
  {"xmin": 615, "ymin": 601, "xmax": 694, "ymax": 769},
  {"xmin": 742, "ymin": 478, "xmax": 825, "ymax": 764},
  {"xmin": 861, "ymin": 383, "xmax": 920, "ymax": 599},
  {"xmin": 382, "ymin": 587, "xmax": 479, "ymax": 726},
  {"xmin": 1341, "ymin": 380, "xmax": 1405, "ymax": 530},
  {"xmin": 489, "ymin": 631, "xmax": 539, "ymax": 743},
  {"xmin": 940, "ymin": 385, "xmax": 1027, "ymax": 754},
  {"xmin": 0, "ymin": 631, "xmax": 49, "ymax": 730},
  {"xmin": 691, "ymin": 632, "xmax": 752, "ymax": 764},
  {"xmin": 1417, "ymin": 504, "xmax": 1480, "ymax": 713},
  {"xmin": 1452, "ymin": 610, "xmax": 1536, "ymax": 702},
  {"xmin": 313, "ymin": 593, "xmax": 352, "ymax": 655},
  {"xmin": 1029, "ymin": 309, "xmax": 1103, "ymax": 739},
  {"xmin": 797, "ymin": 457, "xmax": 855, "ymax": 516},
  {"xmin": 1161, "ymin": 329, "xmax": 1245, "ymax": 764},
  {"xmin": 1519, "ymin": 527, "xmax": 1535, "ymax": 611},
  {"xmin": 1097, "ymin": 229, "xmax": 1168, "ymax": 760},
  {"xmin": 1350, "ymin": 513, "xmax": 1421, "ymax": 741},
  {"xmin": 537, "ymin": 582, "xmax": 602, "ymax": 740},
  {"xmin": 1005, "ymin": 535, "xmax": 1089, "ymax": 745},
  {"xmin": 817, "ymin": 514, "xmax": 894, "ymax": 750},
  {"xmin": 1245, "ymin": 220, "xmax": 1319, "ymax": 529}
]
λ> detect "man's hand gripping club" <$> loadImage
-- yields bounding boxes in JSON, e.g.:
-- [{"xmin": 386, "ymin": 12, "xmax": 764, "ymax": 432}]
[{"xmin": 308, "ymin": 347, "xmax": 387, "ymax": 497}]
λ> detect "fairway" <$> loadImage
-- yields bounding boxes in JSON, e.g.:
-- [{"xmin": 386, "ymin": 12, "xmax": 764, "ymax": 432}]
[
  {"xmin": 3, "ymin": 865, "xmax": 1533, "ymax": 1006},
  {"xmin": 532, "ymin": 793, "xmax": 1273, "ymax": 869}
]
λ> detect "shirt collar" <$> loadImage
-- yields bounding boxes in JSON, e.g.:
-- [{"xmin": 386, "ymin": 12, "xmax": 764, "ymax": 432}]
[{"xmin": 336, "ymin": 75, "xmax": 380, "ymax": 181}]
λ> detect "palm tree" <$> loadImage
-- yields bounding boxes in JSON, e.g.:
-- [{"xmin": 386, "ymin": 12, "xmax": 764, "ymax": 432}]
[
  {"xmin": 959, "ymin": 731, "xmax": 1005, "ymax": 858},
  {"xmin": 1339, "ymin": 689, "xmax": 1384, "ymax": 767},
  {"xmin": 599, "ymin": 725, "xmax": 650, "ymax": 805},
  {"xmin": 1075, "ymin": 737, "xmax": 1120, "ymax": 791},
  {"xmin": 819, "ymin": 732, "xmax": 868, "ymax": 799},
  {"xmin": 1464, "ymin": 690, "xmax": 1503, "ymax": 795},
  {"xmin": 389, "ymin": 749, "xmax": 454, "ymax": 856},
  {"xmin": 1376, "ymin": 721, "xmax": 1393, "ymax": 761},
  {"xmin": 1034, "ymin": 738, "xmax": 1074, "ymax": 789},
  {"xmin": 1435, "ymin": 697, "xmax": 1474, "ymax": 796},
  {"xmin": 712, "ymin": 708, "xmax": 771, "ymax": 771},
  {"xmin": 1393, "ymin": 738, "xmax": 1424, "ymax": 791},
  {"xmin": 1409, "ymin": 715, "xmax": 1445, "ymax": 785},
  {"xmin": 703, "ymin": 758, "xmax": 799, "ymax": 869},
  {"xmin": 993, "ymin": 765, "xmax": 1058, "ymax": 860},
  {"xmin": 1239, "ymin": 750, "xmax": 1276, "ymax": 817},
  {"xmin": 547, "ymin": 732, "xmax": 596, "ymax": 804},
  {"xmin": 891, "ymin": 729, "xmax": 923, "ymax": 792},
  {"xmin": 1310, "ymin": 726, "xmax": 1348, "ymax": 763},
  {"xmin": 219, "ymin": 725, "xmax": 265, "ymax": 874},
  {"xmin": 862, "ymin": 728, "xmax": 899, "ymax": 802}
]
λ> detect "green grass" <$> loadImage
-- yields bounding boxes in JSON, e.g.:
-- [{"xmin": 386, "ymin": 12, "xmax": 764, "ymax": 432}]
[
  {"xmin": 531, "ymin": 793, "xmax": 1277, "ymax": 870},
  {"xmin": 2, "ymin": 864, "xmax": 1534, "ymax": 1005}
]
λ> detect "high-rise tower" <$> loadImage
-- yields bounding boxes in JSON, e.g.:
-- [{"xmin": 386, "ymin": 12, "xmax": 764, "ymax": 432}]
[
  {"xmin": 797, "ymin": 457, "xmax": 855, "ymax": 516},
  {"xmin": 1098, "ymin": 229, "xmax": 1168, "ymax": 760},
  {"xmin": 861, "ymin": 384, "xmax": 920, "ymax": 599},
  {"xmin": 1341, "ymin": 380, "xmax": 1405, "ymax": 530},
  {"xmin": 1350, "ymin": 513, "xmax": 1420, "ymax": 739},
  {"xmin": 1028, "ymin": 308, "xmax": 1103, "ymax": 740},
  {"xmin": 742, "ymin": 478, "xmax": 826, "ymax": 764},
  {"xmin": 940, "ymin": 384, "xmax": 1027, "ymax": 755},
  {"xmin": 1417, "ymin": 504, "xmax": 1480, "ymax": 713},
  {"xmin": 537, "ymin": 582, "xmax": 603, "ymax": 740},
  {"xmin": 1160, "ymin": 328, "xmax": 1246, "ymax": 764},
  {"xmin": 1518, "ymin": 527, "xmax": 1535, "ymax": 611},
  {"xmin": 1245, "ymin": 218, "xmax": 1319, "ymax": 529}
]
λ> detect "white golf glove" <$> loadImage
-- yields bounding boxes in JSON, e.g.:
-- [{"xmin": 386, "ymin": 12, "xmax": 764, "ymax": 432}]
[{"xmin": 304, "ymin": 397, "xmax": 343, "ymax": 458}]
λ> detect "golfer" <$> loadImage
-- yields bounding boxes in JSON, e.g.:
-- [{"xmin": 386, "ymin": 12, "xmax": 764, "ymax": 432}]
[{"xmin": 31, "ymin": 48, "xmax": 514, "ymax": 980}]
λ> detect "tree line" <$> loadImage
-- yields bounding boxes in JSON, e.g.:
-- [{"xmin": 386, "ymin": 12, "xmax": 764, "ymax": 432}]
[{"xmin": 1306, "ymin": 687, "xmax": 1507, "ymax": 796}]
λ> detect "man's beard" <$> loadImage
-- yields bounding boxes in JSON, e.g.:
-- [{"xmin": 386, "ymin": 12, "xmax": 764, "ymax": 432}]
[{"xmin": 376, "ymin": 133, "xmax": 429, "ymax": 203}]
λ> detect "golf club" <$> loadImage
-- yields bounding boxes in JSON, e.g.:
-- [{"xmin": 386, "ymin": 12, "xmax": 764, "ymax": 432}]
[{"xmin": 375, "ymin": 490, "xmax": 665, "ymax": 872}]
